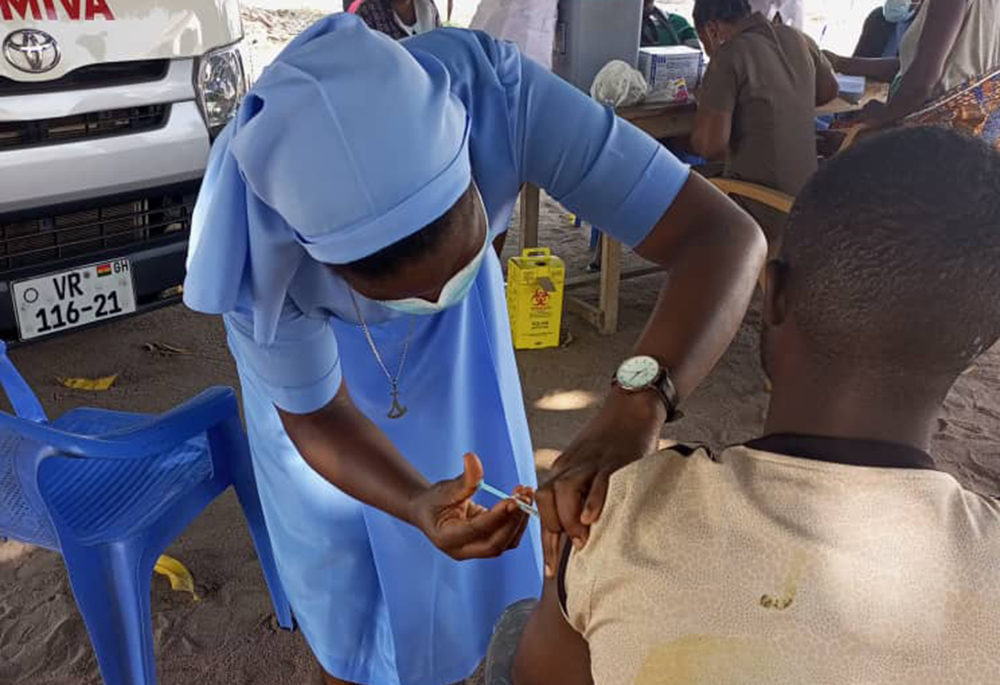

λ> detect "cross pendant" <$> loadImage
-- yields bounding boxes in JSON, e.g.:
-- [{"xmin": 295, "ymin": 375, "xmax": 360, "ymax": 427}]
[{"xmin": 387, "ymin": 387, "xmax": 407, "ymax": 420}]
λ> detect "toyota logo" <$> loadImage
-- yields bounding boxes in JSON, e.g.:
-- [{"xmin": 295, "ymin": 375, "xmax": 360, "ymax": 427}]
[{"xmin": 3, "ymin": 29, "xmax": 61, "ymax": 74}]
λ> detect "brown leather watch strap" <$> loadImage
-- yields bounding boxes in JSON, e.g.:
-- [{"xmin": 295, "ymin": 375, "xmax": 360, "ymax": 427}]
[{"xmin": 654, "ymin": 369, "xmax": 682, "ymax": 423}]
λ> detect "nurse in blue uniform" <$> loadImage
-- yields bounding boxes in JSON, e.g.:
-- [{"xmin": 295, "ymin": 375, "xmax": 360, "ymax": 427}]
[{"xmin": 184, "ymin": 15, "xmax": 765, "ymax": 685}]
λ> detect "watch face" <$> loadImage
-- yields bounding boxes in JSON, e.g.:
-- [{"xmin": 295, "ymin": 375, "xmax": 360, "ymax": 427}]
[{"xmin": 616, "ymin": 355, "xmax": 660, "ymax": 390}]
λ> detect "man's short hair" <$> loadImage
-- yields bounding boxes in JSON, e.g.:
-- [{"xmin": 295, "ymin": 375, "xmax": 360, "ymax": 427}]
[{"xmin": 781, "ymin": 126, "xmax": 1000, "ymax": 378}]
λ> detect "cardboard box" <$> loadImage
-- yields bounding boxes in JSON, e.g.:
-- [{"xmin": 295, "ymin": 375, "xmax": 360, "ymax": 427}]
[{"xmin": 638, "ymin": 46, "xmax": 704, "ymax": 102}]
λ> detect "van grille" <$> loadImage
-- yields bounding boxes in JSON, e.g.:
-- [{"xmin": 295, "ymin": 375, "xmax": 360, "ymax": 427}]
[
  {"xmin": 0, "ymin": 185, "xmax": 197, "ymax": 272},
  {"xmin": 0, "ymin": 60, "xmax": 169, "ymax": 96},
  {"xmin": 0, "ymin": 105, "xmax": 169, "ymax": 151}
]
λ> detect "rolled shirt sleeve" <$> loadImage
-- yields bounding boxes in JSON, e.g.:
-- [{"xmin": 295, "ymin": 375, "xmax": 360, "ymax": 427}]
[
  {"xmin": 698, "ymin": 46, "xmax": 740, "ymax": 114},
  {"xmin": 224, "ymin": 300, "xmax": 343, "ymax": 415},
  {"xmin": 514, "ymin": 54, "xmax": 691, "ymax": 248}
]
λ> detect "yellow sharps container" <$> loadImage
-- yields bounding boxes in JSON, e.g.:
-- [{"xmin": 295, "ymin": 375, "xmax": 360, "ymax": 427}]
[{"xmin": 506, "ymin": 248, "xmax": 565, "ymax": 349}]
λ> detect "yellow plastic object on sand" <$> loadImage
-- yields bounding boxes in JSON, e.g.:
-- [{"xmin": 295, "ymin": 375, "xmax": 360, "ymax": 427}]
[
  {"xmin": 154, "ymin": 555, "xmax": 199, "ymax": 600},
  {"xmin": 58, "ymin": 375, "xmax": 118, "ymax": 391},
  {"xmin": 506, "ymin": 248, "xmax": 565, "ymax": 350}
]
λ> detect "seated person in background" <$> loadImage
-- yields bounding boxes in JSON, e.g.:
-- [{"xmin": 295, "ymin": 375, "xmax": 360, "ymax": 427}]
[
  {"xmin": 642, "ymin": 0, "xmax": 701, "ymax": 49},
  {"xmin": 826, "ymin": 0, "xmax": 1000, "ymax": 131},
  {"xmin": 511, "ymin": 126, "xmax": 1000, "ymax": 685},
  {"xmin": 690, "ymin": 0, "xmax": 838, "ymax": 248},
  {"xmin": 851, "ymin": 0, "xmax": 923, "ymax": 60},
  {"xmin": 349, "ymin": 0, "xmax": 441, "ymax": 39},
  {"xmin": 816, "ymin": 1, "xmax": 921, "ymax": 151}
]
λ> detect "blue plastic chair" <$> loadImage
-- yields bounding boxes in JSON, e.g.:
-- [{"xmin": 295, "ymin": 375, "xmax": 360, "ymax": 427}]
[{"xmin": 0, "ymin": 340, "xmax": 292, "ymax": 684}]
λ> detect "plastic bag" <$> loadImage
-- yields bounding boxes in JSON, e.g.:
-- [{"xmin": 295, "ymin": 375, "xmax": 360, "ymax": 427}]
[
  {"xmin": 58, "ymin": 374, "xmax": 118, "ymax": 391},
  {"xmin": 590, "ymin": 61, "xmax": 649, "ymax": 107},
  {"xmin": 154, "ymin": 555, "xmax": 199, "ymax": 600},
  {"xmin": 470, "ymin": 0, "xmax": 558, "ymax": 69}
]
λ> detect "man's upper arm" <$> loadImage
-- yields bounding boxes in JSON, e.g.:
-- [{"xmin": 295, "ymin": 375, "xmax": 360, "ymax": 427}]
[
  {"xmin": 514, "ymin": 540, "xmax": 593, "ymax": 685},
  {"xmin": 224, "ymin": 300, "xmax": 342, "ymax": 415},
  {"xmin": 514, "ymin": 55, "xmax": 691, "ymax": 249}
]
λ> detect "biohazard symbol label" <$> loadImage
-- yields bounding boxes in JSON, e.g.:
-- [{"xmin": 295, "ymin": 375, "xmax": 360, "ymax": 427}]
[{"xmin": 531, "ymin": 288, "xmax": 550, "ymax": 309}]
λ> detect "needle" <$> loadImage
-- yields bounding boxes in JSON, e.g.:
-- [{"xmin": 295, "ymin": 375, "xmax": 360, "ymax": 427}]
[{"xmin": 478, "ymin": 480, "xmax": 539, "ymax": 517}]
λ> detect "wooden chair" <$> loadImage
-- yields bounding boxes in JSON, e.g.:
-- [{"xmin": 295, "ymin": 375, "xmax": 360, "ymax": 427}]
[
  {"xmin": 710, "ymin": 178, "xmax": 795, "ymax": 214},
  {"xmin": 825, "ymin": 123, "xmax": 871, "ymax": 153}
]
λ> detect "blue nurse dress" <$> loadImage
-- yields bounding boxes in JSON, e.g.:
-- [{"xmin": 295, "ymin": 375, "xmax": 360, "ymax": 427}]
[{"xmin": 189, "ymin": 24, "xmax": 690, "ymax": 685}]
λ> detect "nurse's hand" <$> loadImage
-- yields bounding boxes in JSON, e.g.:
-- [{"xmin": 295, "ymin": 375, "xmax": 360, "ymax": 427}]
[
  {"xmin": 536, "ymin": 389, "xmax": 664, "ymax": 552},
  {"xmin": 409, "ymin": 453, "xmax": 533, "ymax": 561}
]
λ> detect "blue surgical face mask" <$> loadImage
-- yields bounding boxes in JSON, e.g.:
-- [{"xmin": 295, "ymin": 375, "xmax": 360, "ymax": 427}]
[
  {"xmin": 380, "ymin": 193, "xmax": 490, "ymax": 316},
  {"xmin": 883, "ymin": 0, "xmax": 916, "ymax": 24}
]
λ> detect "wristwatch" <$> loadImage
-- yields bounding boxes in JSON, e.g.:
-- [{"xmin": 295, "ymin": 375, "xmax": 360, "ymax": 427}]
[{"xmin": 612, "ymin": 355, "xmax": 680, "ymax": 422}]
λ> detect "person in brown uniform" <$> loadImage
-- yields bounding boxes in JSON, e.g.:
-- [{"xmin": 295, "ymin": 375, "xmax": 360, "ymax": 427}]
[{"xmin": 691, "ymin": 0, "xmax": 838, "ymax": 251}]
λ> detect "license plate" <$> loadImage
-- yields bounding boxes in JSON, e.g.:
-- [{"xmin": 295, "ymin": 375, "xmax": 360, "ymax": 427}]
[{"xmin": 12, "ymin": 259, "xmax": 137, "ymax": 340}]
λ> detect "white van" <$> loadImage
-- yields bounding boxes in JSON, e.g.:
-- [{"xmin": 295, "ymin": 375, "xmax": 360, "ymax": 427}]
[{"xmin": 0, "ymin": 0, "xmax": 247, "ymax": 341}]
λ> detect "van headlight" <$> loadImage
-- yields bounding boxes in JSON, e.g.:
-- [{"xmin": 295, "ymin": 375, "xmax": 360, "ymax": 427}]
[{"xmin": 195, "ymin": 43, "xmax": 247, "ymax": 139}]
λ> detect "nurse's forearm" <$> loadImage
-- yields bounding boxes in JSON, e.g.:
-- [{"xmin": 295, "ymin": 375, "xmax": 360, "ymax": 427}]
[
  {"xmin": 278, "ymin": 385, "xmax": 430, "ymax": 526},
  {"xmin": 535, "ymin": 174, "xmax": 764, "ymax": 544},
  {"xmin": 632, "ymin": 173, "xmax": 765, "ymax": 400}
]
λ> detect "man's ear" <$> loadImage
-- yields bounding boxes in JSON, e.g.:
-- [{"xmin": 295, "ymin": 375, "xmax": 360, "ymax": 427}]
[{"xmin": 763, "ymin": 259, "xmax": 789, "ymax": 328}]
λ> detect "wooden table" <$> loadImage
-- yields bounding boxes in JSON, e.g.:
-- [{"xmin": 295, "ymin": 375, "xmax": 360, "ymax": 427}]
[
  {"xmin": 518, "ymin": 101, "xmax": 697, "ymax": 334},
  {"xmin": 817, "ymin": 81, "xmax": 890, "ymax": 116},
  {"xmin": 518, "ymin": 82, "xmax": 890, "ymax": 335}
]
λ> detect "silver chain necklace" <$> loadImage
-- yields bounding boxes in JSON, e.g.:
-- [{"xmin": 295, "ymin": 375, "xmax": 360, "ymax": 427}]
[{"xmin": 348, "ymin": 289, "xmax": 415, "ymax": 419}]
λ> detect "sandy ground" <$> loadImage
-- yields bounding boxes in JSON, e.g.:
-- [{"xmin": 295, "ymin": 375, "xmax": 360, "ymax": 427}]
[
  {"xmin": 3, "ymin": 2, "xmax": 999, "ymax": 684},
  {"xmin": 3, "ymin": 195, "xmax": 999, "ymax": 685}
]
